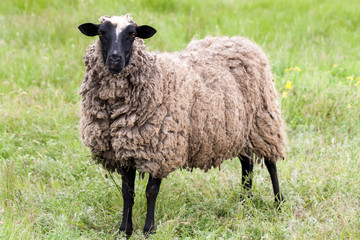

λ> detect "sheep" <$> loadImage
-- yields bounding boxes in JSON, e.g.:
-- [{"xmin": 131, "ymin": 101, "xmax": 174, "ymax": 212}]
[{"xmin": 78, "ymin": 14, "xmax": 286, "ymax": 237}]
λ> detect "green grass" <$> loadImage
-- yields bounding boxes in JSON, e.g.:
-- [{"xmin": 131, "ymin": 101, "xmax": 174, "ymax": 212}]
[{"xmin": 1, "ymin": 0, "xmax": 360, "ymax": 239}]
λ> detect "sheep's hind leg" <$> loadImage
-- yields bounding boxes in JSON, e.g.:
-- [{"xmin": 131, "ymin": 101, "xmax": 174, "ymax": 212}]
[
  {"xmin": 119, "ymin": 167, "xmax": 136, "ymax": 237},
  {"xmin": 264, "ymin": 158, "xmax": 284, "ymax": 204},
  {"xmin": 143, "ymin": 174, "xmax": 162, "ymax": 237},
  {"xmin": 239, "ymin": 155, "xmax": 254, "ymax": 196}
]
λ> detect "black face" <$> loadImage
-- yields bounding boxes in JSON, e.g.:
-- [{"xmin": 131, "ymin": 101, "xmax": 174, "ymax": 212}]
[
  {"xmin": 98, "ymin": 22, "xmax": 137, "ymax": 74},
  {"xmin": 78, "ymin": 20, "xmax": 157, "ymax": 74}
]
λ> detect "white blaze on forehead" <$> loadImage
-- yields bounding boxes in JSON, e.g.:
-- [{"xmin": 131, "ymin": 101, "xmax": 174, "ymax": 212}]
[{"xmin": 108, "ymin": 16, "xmax": 132, "ymax": 37}]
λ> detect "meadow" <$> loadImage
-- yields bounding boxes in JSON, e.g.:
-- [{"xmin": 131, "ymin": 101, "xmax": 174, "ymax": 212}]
[{"xmin": 0, "ymin": 0, "xmax": 359, "ymax": 239}]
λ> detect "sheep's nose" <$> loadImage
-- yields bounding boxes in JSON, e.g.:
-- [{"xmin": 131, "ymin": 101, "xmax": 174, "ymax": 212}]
[
  {"xmin": 107, "ymin": 53, "xmax": 124, "ymax": 74},
  {"xmin": 109, "ymin": 54, "xmax": 121, "ymax": 64}
]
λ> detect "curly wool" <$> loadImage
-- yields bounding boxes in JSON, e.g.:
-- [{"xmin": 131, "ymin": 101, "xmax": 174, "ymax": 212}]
[{"xmin": 79, "ymin": 17, "xmax": 285, "ymax": 178}]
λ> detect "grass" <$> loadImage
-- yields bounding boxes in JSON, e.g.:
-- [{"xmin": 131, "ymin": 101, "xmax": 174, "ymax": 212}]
[{"xmin": 0, "ymin": 0, "xmax": 359, "ymax": 239}]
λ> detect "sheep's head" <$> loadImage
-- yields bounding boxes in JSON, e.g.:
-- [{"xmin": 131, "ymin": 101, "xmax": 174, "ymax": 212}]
[{"xmin": 78, "ymin": 14, "xmax": 156, "ymax": 74}]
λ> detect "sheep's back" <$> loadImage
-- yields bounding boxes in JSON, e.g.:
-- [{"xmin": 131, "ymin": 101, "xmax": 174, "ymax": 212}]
[{"xmin": 175, "ymin": 36, "xmax": 285, "ymax": 169}]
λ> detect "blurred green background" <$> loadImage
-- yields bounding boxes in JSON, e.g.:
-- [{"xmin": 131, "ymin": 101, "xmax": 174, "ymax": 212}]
[{"xmin": 0, "ymin": 0, "xmax": 359, "ymax": 239}]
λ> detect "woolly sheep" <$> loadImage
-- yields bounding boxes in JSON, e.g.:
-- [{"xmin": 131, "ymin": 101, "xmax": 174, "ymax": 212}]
[{"xmin": 78, "ymin": 14, "xmax": 286, "ymax": 237}]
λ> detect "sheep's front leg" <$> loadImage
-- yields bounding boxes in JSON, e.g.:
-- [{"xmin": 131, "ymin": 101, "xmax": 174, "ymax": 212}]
[
  {"xmin": 119, "ymin": 167, "xmax": 136, "ymax": 237},
  {"xmin": 264, "ymin": 158, "xmax": 284, "ymax": 204},
  {"xmin": 143, "ymin": 175, "xmax": 162, "ymax": 236},
  {"xmin": 239, "ymin": 155, "xmax": 254, "ymax": 195}
]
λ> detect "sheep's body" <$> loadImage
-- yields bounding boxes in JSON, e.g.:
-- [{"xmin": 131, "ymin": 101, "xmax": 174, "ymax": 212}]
[{"xmin": 80, "ymin": 35, "xmax": 285, "ymax": 178}]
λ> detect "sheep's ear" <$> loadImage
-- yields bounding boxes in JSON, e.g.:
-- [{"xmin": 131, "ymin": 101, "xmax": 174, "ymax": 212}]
[
  {"xmin": 136, "ymin": 25, "xmax": 157, "ymax": 39},
  {"xmin": 78, "ymin": 23, "xmax": 99, "ymax": 37}
]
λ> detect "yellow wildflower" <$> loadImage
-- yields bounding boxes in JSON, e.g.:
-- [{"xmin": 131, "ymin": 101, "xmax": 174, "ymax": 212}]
[
  {"xmin": 284, "ymin": 66, "xmax": 301, "ymax": 73},
  {"xmin": 333, "ymin": 64, "xmax": 338, "ymax": 68},
  {"xmin": 347, "ymin": 76, "xmax": 354, "ymax": 81},
  {"xmin": 347, "ymin": 104, "xmax": 352, "ymax": 109},
  {"xmin": 285, "ymin": 81, "xmax": 292, "ymax": 90},
  {"xmin": 354, "ymin": 81, "xmax": 360, "ymax": 87},
  {"xmin": 302, "ymin": 94, "xmax": 306, "ymax": 98},
  {"xmin": 282, "ymin": 91, "xmax": 288, "ymax": 98}
]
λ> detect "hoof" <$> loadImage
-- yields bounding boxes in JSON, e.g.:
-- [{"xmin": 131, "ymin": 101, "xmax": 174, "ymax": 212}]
[
  {"xmin": 119, "ymin": 226, "xmax": 132, "ymax": 239},
  {"xmin": 143, "ymin": 225, "xmax": 156, "ymax": 238},
  {"xmin": 275, "ymin": 194, "xmax": 285, "ymax": 209},
  {"xmin": 244, "ymin": 191, "xmax": 254, "ymax": 198},
  {"xmin": 240, "ymin": 191, "xmax": 253, "ymax": 201}
]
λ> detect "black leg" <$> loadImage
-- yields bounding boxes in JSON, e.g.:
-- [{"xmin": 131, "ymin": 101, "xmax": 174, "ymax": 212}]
[
  {"xmin": 264, "ymin": 158, "xmax": 284, "ymax": 204},
  {"xmin": 119, "ymin": 167, "xmax": 136, "ymax": 237},
  {"xmin": 239, "ymin": 155, "xmax": 254, "ymax": 194},
  {"xmin": 143, "ymin": 174, "xmax": 162, "ymax": 236}
]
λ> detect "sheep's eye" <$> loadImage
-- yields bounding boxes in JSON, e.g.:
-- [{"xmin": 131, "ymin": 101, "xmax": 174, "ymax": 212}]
[
  {"xmin": 130, "ymin": 33, "xmax": 136, "ymax": 39},
  {"xmin": 98, "ymin": 31, "xmax": 104, "ymax": 37}
]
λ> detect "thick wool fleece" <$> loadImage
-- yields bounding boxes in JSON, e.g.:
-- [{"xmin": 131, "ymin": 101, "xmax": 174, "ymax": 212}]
[{"xmin": 79, "ymin": 16, "xmax": 285, "ymax": 178}]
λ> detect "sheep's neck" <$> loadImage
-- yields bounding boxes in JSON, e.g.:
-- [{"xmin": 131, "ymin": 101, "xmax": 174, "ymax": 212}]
[{"xmin": 112, "ymin": 50, "xmax": 162, "ymax": 127}]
